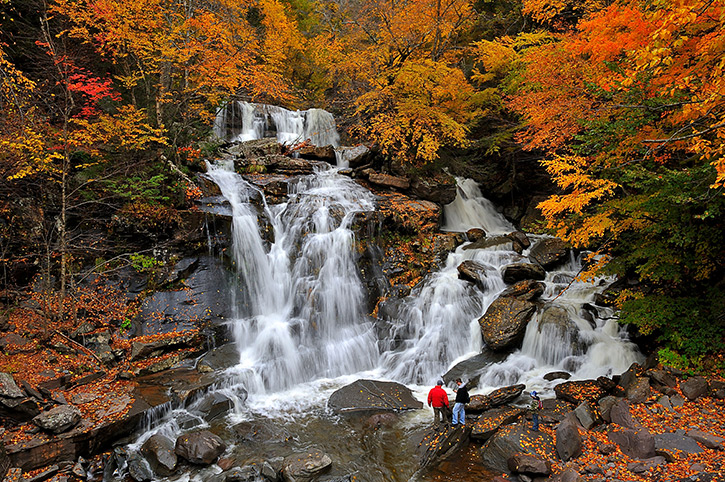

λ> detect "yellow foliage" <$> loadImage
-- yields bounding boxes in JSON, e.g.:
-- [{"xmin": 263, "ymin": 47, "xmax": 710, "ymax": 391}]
[{"xmin": 354, "ymin": 59, "xmax": 480, "ymax": 164}]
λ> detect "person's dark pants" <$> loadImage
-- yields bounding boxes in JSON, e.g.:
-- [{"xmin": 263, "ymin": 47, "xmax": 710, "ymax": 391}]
[
  {"xmin": 532, "ymin": 412, "xmax": 539, "ymax": 431},
  {"xmin": 433, "ymin": 406, "xmax": 450, "ymax": 424}
]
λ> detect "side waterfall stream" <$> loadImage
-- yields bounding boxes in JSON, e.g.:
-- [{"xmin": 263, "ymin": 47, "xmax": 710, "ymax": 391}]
[{"xmin": 123, "ymin": 109, "xmax": 643, "ymax": 482}]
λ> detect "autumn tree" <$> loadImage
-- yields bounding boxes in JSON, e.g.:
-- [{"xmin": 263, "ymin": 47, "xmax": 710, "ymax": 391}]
[
  {"xmin": 311, "ymin": 0, "xmax": 482, "ymax": 165},
  {"xmin": 480, "ymin": 0, "xmax": 725, "ymax": 365},
  {"xmin": 51, "ymin": 0, "xmax": 304, "ymax": 148}
]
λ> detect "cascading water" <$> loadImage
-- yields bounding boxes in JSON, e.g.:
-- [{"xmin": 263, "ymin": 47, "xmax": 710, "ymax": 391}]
[
  {"xmin": 206, "ymin": 160, "xmax": 379, "ymax": 394},
  {"xmin": 213, "ymin": 101, "xmax": 340, "ymax": 147},
  {"xmin": 380, "ymin": 177, "xmax": 642, "ymax": 393},
  {"xmin": 124, "ymin": 148, "xmax": 642, "ymax": 481}
]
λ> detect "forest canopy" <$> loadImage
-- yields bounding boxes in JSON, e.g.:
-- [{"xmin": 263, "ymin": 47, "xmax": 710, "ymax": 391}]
[{"xmin": 1, "ymin": 0, "xmax": 723, "ymax": 369}]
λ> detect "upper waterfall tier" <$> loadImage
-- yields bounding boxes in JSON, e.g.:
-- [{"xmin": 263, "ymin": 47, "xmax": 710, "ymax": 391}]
[{"xmin": 213, "ymin": 101, "xmax": 340, "ymax": 147}]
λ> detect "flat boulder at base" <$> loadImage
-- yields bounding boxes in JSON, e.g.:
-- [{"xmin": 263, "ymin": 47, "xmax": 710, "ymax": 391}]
[
  {"xmin": 413, "ymin": 425, "xmax": 470, "ymax": 478},
  {"xmin": 327, "ymin": 379, "xmax": 423, "ymax": 413}
]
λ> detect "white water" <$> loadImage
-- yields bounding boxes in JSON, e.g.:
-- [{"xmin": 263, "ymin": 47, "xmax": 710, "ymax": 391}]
[
  {"xmin": 206, "ymin": 161, "xmax": 379, "ymax": 394},
  {"xmin": 442, "ymin": 177, "xmax": 514, "ymax": 234},
  {"xmin": 213, "ymin": 101, "xmax": 340, "ymax": 147},
  {"xmin": 202, "ymin": 167, "xmax": 641, "ymax": 409},
  {"xmin": 127, "ymin": 134, "xmax": 642, "ymax": 480}
]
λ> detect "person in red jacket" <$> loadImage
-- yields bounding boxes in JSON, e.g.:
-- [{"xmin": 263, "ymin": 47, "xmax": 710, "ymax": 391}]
[{"xmin": 427, "ymin": 380, "xmax": 450, "ymax": 425}]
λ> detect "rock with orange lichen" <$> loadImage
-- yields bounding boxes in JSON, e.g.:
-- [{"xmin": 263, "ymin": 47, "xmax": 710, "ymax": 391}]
[
  {"xmin": 471, "ymin": 407, "xmax": 525, "ymax": 441},
  {"xmin": 553, "ymin": 380, "xmax": 607, "ymax": 405},
  {"xmin": 480, "ymin": 423, "xmax": 555, "ymax": 474},
  {"xmin": 479, "ymin": 298, "xmax": 536, "ymax": 351}
]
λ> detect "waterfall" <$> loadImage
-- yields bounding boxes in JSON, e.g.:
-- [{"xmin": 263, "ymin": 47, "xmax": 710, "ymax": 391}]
[
  {"xmin": 442, "ymin": 177, "xmax": 515, "ymax": 234},
  {"xmin": 205, "ymin": 162, "xmax": 378, "ymax": 394},
  {"xmin": 124, "ymin": 171, "xmax": 644, "ymax": 482},
  {"xmin": 214, "ymin": 101, "xmax": 340, "ymax": 147},
  {"xmin": 379, "ymin": 178, "xmax": 642, "ymax": 391},
  {"xmin": 205, "ymin": 167, "xmax": 641, "ymax": 394}
]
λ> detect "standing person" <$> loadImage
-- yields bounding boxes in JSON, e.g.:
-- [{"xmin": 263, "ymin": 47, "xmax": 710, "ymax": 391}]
[
  {"xmin": 530, "ymin": 390, "xmax": 542, "ymax": 431},
  {"xmin": 452, "ymin": 378, "xmax": 470, "ymax": 427},
  {"xmin": 427, "ymin": 380, "xmax": 450, "ymax": 425}
]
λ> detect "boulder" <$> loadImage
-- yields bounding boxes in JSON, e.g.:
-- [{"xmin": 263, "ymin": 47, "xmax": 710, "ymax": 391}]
[
  {"xmin": 680, "ymin": 376, "xmax": 709, "ymax": 401},
  {"xmin": 528, "ymin": 237, "xmax": 568, "ymax": 270},
  {"xmin": 192, "ymin": 391, "xmax": 236, "ymax": 422},
  {"xmin": 465, "ymin": 228, "xmax": 486, "ymax": 242},
  {"xmin": 467, "ymin": 384, "xmax": 526, "ymax": 412},
  {"xmin": 646, "ymin": 369, "xmax": 677, "ymax": 389},
  {"xmin": 654, "ymin": 432, "xmax": 705, "ymax": 461},
  {"xmin": 554, "ymin": 380, "xmax": 606, "ymax": 405},
  {"xmin": 608, "ymin": 427, "xmax": 656, "ymax": 459},
  {"xmin": 625, "ymin": 377, "xmax": 651, "ymax": 403},
  {"xmin": 507, "ymin": 231, "xmax": 531, "ymax": 254},
  {"xmin": 327, "ymin": 379, "xmax": 423, "ymax": 413},
  {"xmin": 463, "ymin": 235, "xmax": 513, "ymax": 251},
  {"xmin": 280, "ymin": 450, "xmax": 332, "ymax": 482},
  {"xmin": 141, "ymin": 434, "xmax": 177, "ymax": 476},
  {"xmin": 368, "ymin": 172, "xmax": 410, "ymax": 190},
  {"xmin": 686, "ymin": 429, "xmax": 725, "ymax": 449},
  {"xmin": 573, "ymin": 402, "xmax": 600, "ymax": 430},
  {"xmin": 457, "ymin": 260, "xmax": 488, "ymax": 290},
  {"xmin": 414, "ymin": 424, "xmax": 470, "ymax": 475},
  {"xmin": 598, "ymin": 395, "xmax": 620, "ymax": 423},
  {"xmin": 555, "ymin": 416, "xmax": 582, "ymax": 461},
  {"xmin": 409, "ymin": 174, "xmax": 457, "ymax": 205},
  {"xmin": 544, "ymin": 371, "xmax": 571, "ymax": 382},
  {"xmin": 479, "ymin": 298, "xmax": 537, "ymax": 351},
  {"xmin": 0, "ymin": 373, "xmax": 24, "ymax": 398},
  {"xmin": 540, "ymin": 399, "xmax": 575, "ymax": 423},
  {"xmin": 175, "ymin": 430, "xmax": 227, "ymax": 465},
  {"xmin": 470, "ymin": 407, "xmax": 525, "ymax": 441},
  {"xmin": 442, "ymin": 349, "xmax": 507, "ymax": 389},
  {"xmin": 297, "ymin": 145, "xmax": 336, "ymax": 162},
  {"xmin": 609, "ymin": 399, "xmax": 637, "ymax": 429},
  {"xmin": 507, "ymin": 453, "xmax": 551, "ymax": 476},
  {"xmin": 222, "ymin": 138, "xmax": 281, "ymax": 160},
  {"xmin": 499, "ymin": 280, "xmax": 545, "ymax": 301},
  {"xmin": 32, "ymin": 405, "xmax": 82, "ymax": 434},
  {"xmin": 502, "ymin": 263, "xmax": 546, "ymax": 284},
  {"xmin": 270, "ymin": 157, "xmax": 317, "ymax": 176},
  {"xmin": 480, "ymin": 423, "xmax": 555, "ymax": 474}
]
